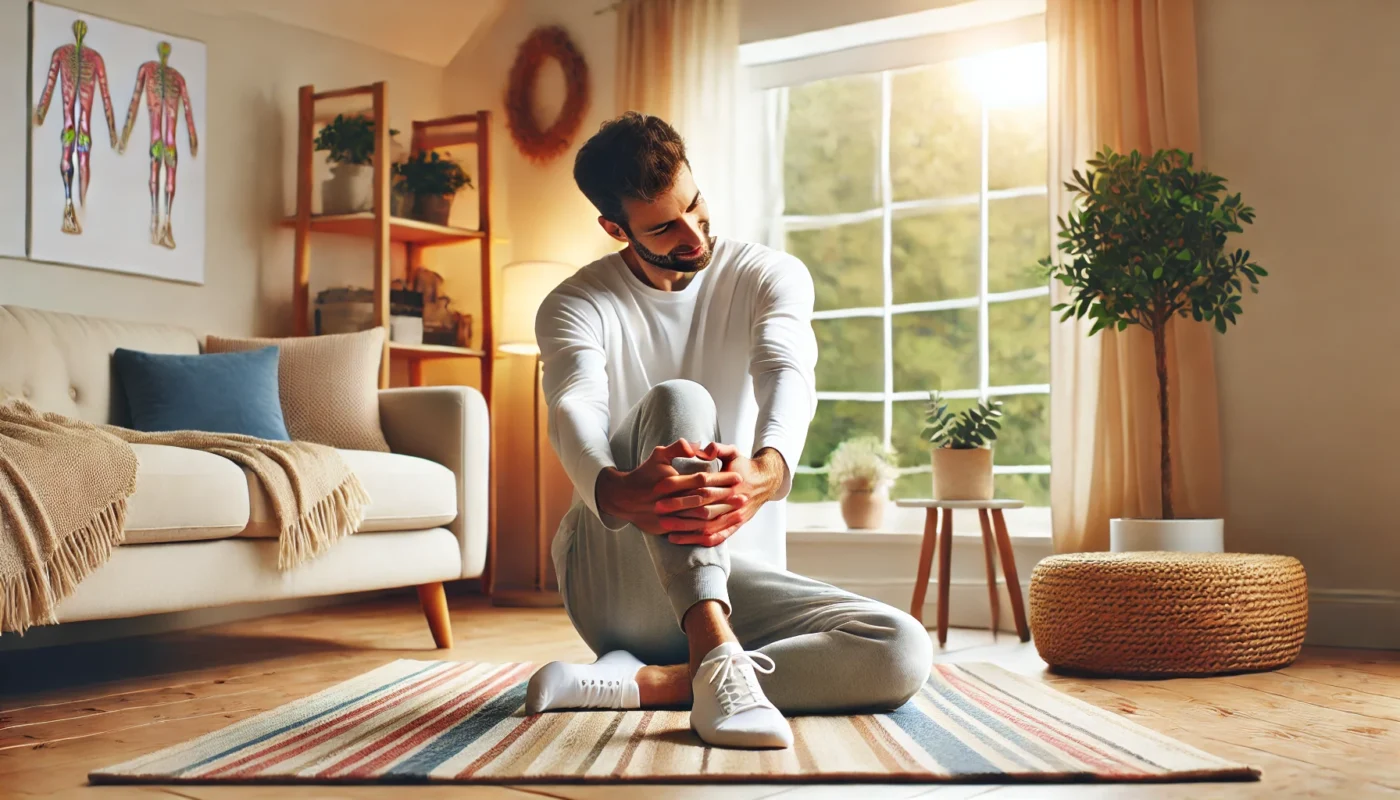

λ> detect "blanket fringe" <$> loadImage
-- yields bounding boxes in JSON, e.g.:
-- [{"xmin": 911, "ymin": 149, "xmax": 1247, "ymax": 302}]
[
  {"xmin": 277, "ymin": 472, "xmax": 372, "ymax": 570},
  {"xmin": 0, "ymin": 498, "xmax": 129, "ymax": 635}
]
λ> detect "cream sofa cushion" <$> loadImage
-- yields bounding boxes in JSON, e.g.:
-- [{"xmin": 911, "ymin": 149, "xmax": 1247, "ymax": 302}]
[
  {"xmin": 240, "ymin": 449, "xmax": 456, "ymax": 537},
  {"xmin": 0, "ymin": 305, "xmax": 199, "ymax": 425},
  {"xmin": 123, "ymin": 444, "xmax": 251, "ymax": 544}
]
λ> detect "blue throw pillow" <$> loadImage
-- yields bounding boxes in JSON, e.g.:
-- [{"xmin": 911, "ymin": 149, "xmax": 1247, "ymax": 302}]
[{"xmin": 112, "ymin": 347, "xmax": 292, "ymax": 440}]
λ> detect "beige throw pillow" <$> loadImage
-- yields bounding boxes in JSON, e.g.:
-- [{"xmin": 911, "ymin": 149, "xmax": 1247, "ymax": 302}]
[{"xmin": 205, "ymin": 328, "xmax": 390, "ymax": 452}]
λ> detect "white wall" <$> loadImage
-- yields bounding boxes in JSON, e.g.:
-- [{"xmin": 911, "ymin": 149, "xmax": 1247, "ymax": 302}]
[
  {"xmin": 740, "ymin": 0, "xmax": 964, "ymax": 42},
  {"xmin": 0, "ymin": 0, "xmax": 444, "ymax": 337},
  {"xmin": 1199, "ymin": 0, "xmax": 1400, "ymax": 648},
  {"xmin": 0, "ymin": 1, "xmax": 25, "ymax": 258},
  {"xmin": 440, "ymin": 0, "xmax": 622, "ymax": 593}
]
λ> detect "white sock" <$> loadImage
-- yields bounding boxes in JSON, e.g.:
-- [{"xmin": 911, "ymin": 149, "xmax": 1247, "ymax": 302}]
[{"xmin": 525, "ymin": 650, "xmax": 644, "ymax": 713}]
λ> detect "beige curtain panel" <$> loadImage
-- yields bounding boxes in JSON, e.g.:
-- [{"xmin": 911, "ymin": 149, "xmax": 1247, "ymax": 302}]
[
  {"xmin": 615, "ymin": 0, "xmax": 739, "ymax": 231},
  {"xmin": 1047, "ymin": 0, "xmax": 1224, "ymax": 552}
]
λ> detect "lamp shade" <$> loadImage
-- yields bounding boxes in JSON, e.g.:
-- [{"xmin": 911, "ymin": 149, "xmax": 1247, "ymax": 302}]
[{"xmin": 499, "ymin": 261, "xmax": 577, "ymax": 355}]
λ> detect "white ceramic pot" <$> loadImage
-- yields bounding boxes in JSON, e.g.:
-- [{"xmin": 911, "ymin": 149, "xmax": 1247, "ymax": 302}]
[
  {"xmin": 1110, "ymin": 518, "xmax": 1225, "ymax": 553},
  {"xmin": 322, "ymin": 163, "xmax": 372, "ymax": 214},
  {"xmin": 931, "ymin": 447, "xmax": 994, "ymax": 501},
  {"xmin": 839, "ymin": 483, "xmax": 887, "ymax": 530}
]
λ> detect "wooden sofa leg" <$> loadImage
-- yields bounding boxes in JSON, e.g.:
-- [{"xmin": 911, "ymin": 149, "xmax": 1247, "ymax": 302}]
[{"xmin": 416, "ymin": 582, "xmax": 453, "ymax": 649}]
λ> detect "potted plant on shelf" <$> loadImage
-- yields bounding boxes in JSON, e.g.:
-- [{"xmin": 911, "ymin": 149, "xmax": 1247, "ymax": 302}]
[
  {"xmin": 313, "ymin": 114, "xmax": 398, "ymax": 214},
  {"xmin": 394, "ymin": 150, "xmax": 473, "ymax": 226},
  {"xmin": 826, "ymin": 436, "xmax": 899, "ymax": 530},
  {"xmin": 924, "ymin": 392, "xmax": 1003, "ymax": 501},
  {"xmin": 1045, "ymin": 147, "xmax": 1265, "ymax": 552}
]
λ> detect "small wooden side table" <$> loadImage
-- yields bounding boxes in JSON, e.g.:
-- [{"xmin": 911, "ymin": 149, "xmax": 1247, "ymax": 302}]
[{"xmin": 895, "ymin": 498, "xmax": 1031, "ymax": 646}]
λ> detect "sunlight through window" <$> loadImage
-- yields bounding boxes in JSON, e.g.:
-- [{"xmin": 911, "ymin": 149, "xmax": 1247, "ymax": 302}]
[{"xmin": 957, "ymin": 42, "xmax": 1047, "ymax": 108}]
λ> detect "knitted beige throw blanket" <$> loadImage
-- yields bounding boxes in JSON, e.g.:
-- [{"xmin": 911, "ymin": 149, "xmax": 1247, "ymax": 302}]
[{"xmin": 0, "ymin": 400, "xmax": 369, "ymax": 635}]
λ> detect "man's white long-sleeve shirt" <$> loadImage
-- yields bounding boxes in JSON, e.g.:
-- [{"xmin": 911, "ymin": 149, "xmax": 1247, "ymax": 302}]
[{"xmin": 536, "ymin": 237, "xmax": 818, "ymax": 566}]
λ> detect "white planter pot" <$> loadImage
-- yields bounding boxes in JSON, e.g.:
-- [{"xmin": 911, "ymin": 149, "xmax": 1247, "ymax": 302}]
[
  {"xmin": 322, "ymin": 163, "xmax": 372, "ymax": 214},
  {"xmin": 1110, "ymin": 518, "xmax": 1225, "ymax": 553}
]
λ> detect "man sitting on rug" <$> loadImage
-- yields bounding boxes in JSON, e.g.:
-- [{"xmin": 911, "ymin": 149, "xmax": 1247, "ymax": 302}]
[{"xmin": 525, "ymin": 113, "xmax": 933, "ymax": 749}]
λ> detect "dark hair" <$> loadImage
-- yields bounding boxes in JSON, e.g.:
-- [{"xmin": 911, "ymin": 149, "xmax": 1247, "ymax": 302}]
[{"xmin": 573, "ymin": 112, "xmax": 689, "ymax": 227}]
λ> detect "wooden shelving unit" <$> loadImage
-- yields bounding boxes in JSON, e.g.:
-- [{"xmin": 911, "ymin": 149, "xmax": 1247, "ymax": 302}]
[
  {"xmin": 279, "ymin": 212, "xmax": 486, "ymax": 244},
  {"xmin": 289, "ymin": 80, "xmax": 495, "ymax": 402}
]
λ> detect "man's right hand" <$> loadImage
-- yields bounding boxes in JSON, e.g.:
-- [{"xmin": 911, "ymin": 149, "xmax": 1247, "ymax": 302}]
[{"xmin": 596, "ymin": 439, "xmax": 745, "ymax": 536}]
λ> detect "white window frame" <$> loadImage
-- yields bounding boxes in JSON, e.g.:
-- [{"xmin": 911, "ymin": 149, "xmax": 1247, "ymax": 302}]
[{"xmin": 744, "ymin": 10, "xmax": 1051, "ymax": 529}]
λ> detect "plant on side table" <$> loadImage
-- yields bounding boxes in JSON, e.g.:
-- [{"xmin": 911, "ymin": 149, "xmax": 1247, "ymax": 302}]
[
  {"xmin": 1045, "ymin": 147, "xmax": 1266, "ymax": 552},
  {"xmin": 924, "ymin": 392, "xmax": 1003, "ymax": 501},
  {"xmin": 314, "ymin": 114, "xmax": 398, "ymax": 214},
  {"xmin": 827, "ymin": 436, "xmax": 899, "ymax": 530},
  {"xmin": 394, "ymin": 150, "xmax": 473, "ymax": 226}
]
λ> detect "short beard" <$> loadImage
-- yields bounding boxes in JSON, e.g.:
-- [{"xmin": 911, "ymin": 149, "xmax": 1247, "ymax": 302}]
[{"xmin": 625, "ymin": 220, "xmax": 714, "ymax": 273}]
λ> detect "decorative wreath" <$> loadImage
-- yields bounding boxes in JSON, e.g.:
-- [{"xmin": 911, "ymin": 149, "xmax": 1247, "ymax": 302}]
[{"xmin": 505, "ymin": 26, "xmax": 590, "ymax": 163}]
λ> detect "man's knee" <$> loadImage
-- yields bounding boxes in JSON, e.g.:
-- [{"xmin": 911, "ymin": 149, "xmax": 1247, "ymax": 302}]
[
  {"xmin": 645, "ymin": 379, "xmax": 715, "ymax": 417},
  {"xmin": 640, "ymin": 379, "xmax": 717, "ymax": 444},
  {"xmin": 870, "ymin": 609, "xmax": 934, "ymax": 710}
]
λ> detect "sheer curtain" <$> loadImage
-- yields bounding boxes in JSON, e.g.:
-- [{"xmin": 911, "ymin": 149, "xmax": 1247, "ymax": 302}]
[
  {"xmin": 616, "ymin": 0, "xmax": 740, "ymax": 232},
  {"xmin": 1047, "ymin": 0, "xmax": 1224, "ymax": 552}
]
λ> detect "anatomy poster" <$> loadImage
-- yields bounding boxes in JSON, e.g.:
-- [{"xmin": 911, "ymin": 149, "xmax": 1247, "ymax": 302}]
[{"xmin": 29, "ymin": 2, "xmax": 206, "ymax": 283}]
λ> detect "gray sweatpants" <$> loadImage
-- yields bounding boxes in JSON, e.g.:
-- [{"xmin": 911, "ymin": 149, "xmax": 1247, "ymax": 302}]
[{"xmin": 552, "ymin": 379, "xmax": 934, "ymax": 714}]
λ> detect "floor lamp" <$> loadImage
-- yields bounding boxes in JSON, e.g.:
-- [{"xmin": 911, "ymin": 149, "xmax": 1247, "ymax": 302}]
[{"xmin": 491, "ymin": 260, "xmax": 577, "ymax": 608}]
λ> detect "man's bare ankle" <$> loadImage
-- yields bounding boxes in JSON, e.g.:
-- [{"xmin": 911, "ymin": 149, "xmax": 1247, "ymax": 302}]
[
  {"xmin": 637, "ymin": 664, "xmax": 691, "ymax": 707},
  {"xmin": 683, "ymin": 600, "xmax": 737, "ymax": 674}
]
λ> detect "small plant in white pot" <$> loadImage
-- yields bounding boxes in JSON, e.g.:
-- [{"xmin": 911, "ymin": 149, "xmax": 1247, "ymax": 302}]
[
  {"xmin": 314, "ymin": 114, "xmax": 397, "ymax": 214},
  {"xmin": 1046, "ymin": 147, "xmax": 1266, "ymax": 552},
  {"xmin": 827, "ymin": 436, "xmax": 899, "ymax": 530},
  {"xmin": 924, "ymin": 392, "xmax": 1002, "ymax": 501}
]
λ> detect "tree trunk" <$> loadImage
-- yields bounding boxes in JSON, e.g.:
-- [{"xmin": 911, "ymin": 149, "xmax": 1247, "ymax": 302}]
[{"xmin": 1153, "ymin": 322, "xmax": 1174, "ymax": 520}]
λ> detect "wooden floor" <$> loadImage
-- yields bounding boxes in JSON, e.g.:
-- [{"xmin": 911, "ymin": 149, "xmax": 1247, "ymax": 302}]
[{"xmin": 2, "ymin": 590, "xmax": 1398, "ymax": 799}]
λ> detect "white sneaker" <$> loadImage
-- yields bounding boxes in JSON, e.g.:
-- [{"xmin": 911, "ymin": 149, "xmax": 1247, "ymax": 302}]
[
  {"xmin": 690, "ymin": 642, "xmax": 793, "ymax": 749},
  {"xmin": 525, "ymin": 650, "xmax": 643, "ymax": 713}
]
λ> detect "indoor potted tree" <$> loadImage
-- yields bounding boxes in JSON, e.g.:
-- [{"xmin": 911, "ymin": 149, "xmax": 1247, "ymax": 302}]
[
  {"xmin": 395, "ymin": 150, "xmax": 473, "ymax": 226},
  {"xmin": 314, "ymin": 114, "xmax": 397, "ymax": 214},
  {"xmin": 1045, "ymin": 147, "xmax": 1266, "ymax": 552},
  {"xmin": 924, "ymin": 392, "xmax": 1003, "ymax": 501},
  {"xmin": 826, "ymin": 436, "xmax": 898, "ymax": 529}
]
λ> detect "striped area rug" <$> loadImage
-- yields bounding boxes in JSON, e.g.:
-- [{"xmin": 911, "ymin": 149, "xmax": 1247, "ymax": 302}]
[{"xmin": 90, "ymin": 659, "xmax": 1257, "ymax": 785}]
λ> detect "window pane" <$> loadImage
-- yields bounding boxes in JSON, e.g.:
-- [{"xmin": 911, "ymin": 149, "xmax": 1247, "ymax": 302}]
[
  {"xmin": 891, "ymin": 205, "xmax": 979, "ymax": 304},
  {"xmin": 893, "ymin": 308, "xmax": 979, "ymax": 393},
  {"xmin": 891, "ymin": 397, "xmax": 976, "ymax": 468},
  {"xmin": 814, "ymin": 317, "xmax": 884, "ymax": 392},
  {"xmin": 994, "ymin": 393, "xmax": 1049, "ymax": 466},
  {"xmin": 890, "ymin": 62, "xmax": 981, "ymax": 201},
  {"xmin": 988, "ymin": 195, "xmax": 1049, "ymax": 294},
  {"xmin": 988, "ymin": 100, "xmax": 1047, "ymax": 190},
  {"xmin": 787, "ymin": 219, "xmax": 883, "ymax": 311},
  {"xmin": 784, "ymin": 74, "xmax": 881, "ymax": 215},
  {"xmin": 798, "ymin": 400, "xmax": 883, "ymax": 469},
  {"xmin": 988, "ymin": 296, "xmax": 1049, "ymax": 386},
  {"xmin": 996, "ymin": 472, "xmax": 1050, "ymax": 507},
  {"xmin": 894, "ymin": 470, "xmax": 933, "ymax": 502}
]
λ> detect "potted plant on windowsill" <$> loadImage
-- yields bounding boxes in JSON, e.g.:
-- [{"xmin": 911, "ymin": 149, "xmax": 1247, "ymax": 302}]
[
  {"xmin": 314, "ymin": 114, "xmax": 398, "ymax": 214},
  {"xmin": 1045, "ymin": 147, "xmax": 1266, "ymax": 552},
  {"xmin": 394, "ymin": 150, "xmax": 473, "ymax": 226},
  {"xmin": 924, "ymin": 392, "xmax": 1003, "ymax": 501},
  {"xmin": 827, "ymin": 436, "xmax": 898, "ymax": 530}
]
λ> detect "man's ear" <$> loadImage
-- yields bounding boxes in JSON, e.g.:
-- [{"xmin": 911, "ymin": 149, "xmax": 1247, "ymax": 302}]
[{"xmin": 598, "ymin": 216, "xmax": 630, "ymax": 244}]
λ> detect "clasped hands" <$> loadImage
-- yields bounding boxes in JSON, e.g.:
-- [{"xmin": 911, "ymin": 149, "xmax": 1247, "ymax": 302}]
[{"xmin": 595, "ymin": 440, "xmax": 785, "ymax": 547}]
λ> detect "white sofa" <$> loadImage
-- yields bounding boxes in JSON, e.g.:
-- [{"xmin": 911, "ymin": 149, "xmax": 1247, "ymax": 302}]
[{"xmin": 0, "ymin": 305, "xmax": 488, "ymax": 647}]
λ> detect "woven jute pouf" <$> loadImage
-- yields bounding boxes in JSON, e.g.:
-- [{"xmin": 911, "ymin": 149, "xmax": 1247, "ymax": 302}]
[{"xmin": 1029, "ymin": 552, "xmax": 1308, "ymax": 677}]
